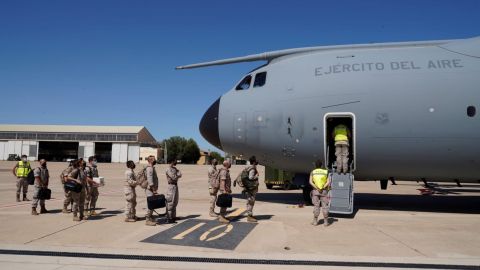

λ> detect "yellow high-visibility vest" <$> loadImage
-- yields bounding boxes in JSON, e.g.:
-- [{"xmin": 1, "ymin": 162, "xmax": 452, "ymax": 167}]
[
  {"xmin": 334, "ymin": 124, "xmax": 349, "ymax": 142},
  {"xmin": 16, "ymin": 161, "xmax": 31, "ymax": 178},
  {"xmin": 312, "ymin": 168, "xmax": 329, "ymax": 190}
]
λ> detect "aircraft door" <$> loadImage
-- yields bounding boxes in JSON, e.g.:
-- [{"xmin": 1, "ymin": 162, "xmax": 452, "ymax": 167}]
[{"xmin": 324, "ymin": 113, "xmax": 356, "ymax": 172}]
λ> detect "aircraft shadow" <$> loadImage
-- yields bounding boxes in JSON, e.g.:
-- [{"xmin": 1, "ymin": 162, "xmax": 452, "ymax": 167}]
[
  {"xmin": 232, "ymin": 192, "xmax": 303, "ymax": 205},
  {"xmin": 355, "ymin": 193, "xmax": 480, "ymax": 214}
]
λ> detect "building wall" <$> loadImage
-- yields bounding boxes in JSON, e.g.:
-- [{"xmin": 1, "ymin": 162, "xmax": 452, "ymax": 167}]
[
  {"xmin": 139, "ymin": 147, "xmax": 158, "ymax": 164},
  {"xmin": 0, "ymin": 140, "xmax": 37, "ymax": 161}
]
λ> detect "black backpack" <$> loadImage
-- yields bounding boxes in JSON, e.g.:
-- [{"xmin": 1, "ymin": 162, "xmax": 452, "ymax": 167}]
[{"xmin": 27, "ymin": 171, "xmax": 35, "ymax": 185}]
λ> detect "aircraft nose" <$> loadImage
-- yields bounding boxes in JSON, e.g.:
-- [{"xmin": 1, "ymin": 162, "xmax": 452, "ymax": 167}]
[{"xmin": 199, "ymin": 97, "xmax": 222, "ymax": 150}]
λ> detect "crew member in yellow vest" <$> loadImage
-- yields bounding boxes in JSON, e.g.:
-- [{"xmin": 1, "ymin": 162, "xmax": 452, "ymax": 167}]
[
  {"xmin": 332, "ymin": 123, "xmax": 351, "ymax": 173},
  {"xmin": 309, "ymin": 160, "xmax": 331, "ymax": 227},
  {"xmin": 12, "ymin": 155, "xmax": 32, "ymax": 202}
]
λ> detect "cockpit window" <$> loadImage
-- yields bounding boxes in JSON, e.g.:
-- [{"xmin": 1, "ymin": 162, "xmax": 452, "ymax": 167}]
[
  {"xmin": 253, "ymin": 72, "xmax": 267, "ymax": 88},
  {"xmin": 235, "ymin": 75, "xmax": 252, "ymax": 90}
]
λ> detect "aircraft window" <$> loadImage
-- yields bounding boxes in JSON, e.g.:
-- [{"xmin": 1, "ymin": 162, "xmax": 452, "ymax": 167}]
[
  {"xmin": 467, "ymin": 106, "xmax": 476, "ymax": 117},
  {"xmin": 253, "ymin": 72, "xmax": 267, "ymax": 88},
  {"xmin": 235, "ymin": 75, "xmax": 252, "ymax": 90}
]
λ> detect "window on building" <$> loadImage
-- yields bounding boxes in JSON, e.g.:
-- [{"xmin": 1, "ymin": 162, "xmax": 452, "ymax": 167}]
[
  {"xmin": 253, "ymin": 72, "xmax": 267, "ymax": 88},
  {"xmin": 235, "ymin": 75, "xmax": 252, "ymax": 90},
  {"xmin": 467, "ymin": 106, "xmax": 476, "ymax": 117}
]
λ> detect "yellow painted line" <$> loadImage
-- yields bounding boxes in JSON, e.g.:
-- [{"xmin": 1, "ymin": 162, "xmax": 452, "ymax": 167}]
[
  {"xmin": 226, "ymin": 208, "xmax": 245, "ymax": 218},
  {"xmin": 199, "ymin": 224, "xmax": 234, "ymax": 242},
  {"xmin": 172, "ymin": 222, "xmax": 206, "ymax": 240}
]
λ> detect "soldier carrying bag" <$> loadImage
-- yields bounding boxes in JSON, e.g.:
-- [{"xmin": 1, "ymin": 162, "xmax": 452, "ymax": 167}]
[{"xmin": 216, "ymin": 193, "xmax": 232, "ymax": 208}]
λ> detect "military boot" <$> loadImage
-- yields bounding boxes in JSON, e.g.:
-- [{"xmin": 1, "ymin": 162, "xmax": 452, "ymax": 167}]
[
  {"xmin": 40, "ymin": 206, "xmax": 48, "ymax": 214},
  {"xmin": 62, "ymin": 206, "xmax": 69, "ymax": 214},
  {"xmin": 247, "ymin": 215, "xmax": 257, "ymax": 223},
  {"xmin": 209, "ymin": 210, "xmax": 219, "ymax": 217},
  {"xmin": 31, "ymin": 207, "xmax": 38, "ymax": 216},
  {"xmin": 16, "ymin": 194, "xmax": 20, "ymax": 202},
  {"xmin": 145, "ymin": 218, "xmax": 157, "ymax": 226},
  {"xmin": 83, "ymin": 210, "xmax": 90, "ymax": 217},
  {"xmin": 73, "ymin": 215, "xmax": 81, "ymax": 222},
  {"xmin": 90, "ymin": 210, "xmax": 98, "ymax": 216},
  {"xmin": 23, "ymin": 194, "xmax": 30, "ymax": 201},
  {"xmin": 125, "ymin": 216, "xmax": 136, "ymax": 222},
  {"xmin": 218, "ymin": 216, "xmax": 230, "ymax": 224},
  {"xmin": 311, "ymin": 217, "xmax": 318, "ymax": 226},
  {"xmin": 324, "ymin": 218, "xmax": 330, "ymax": 227}
]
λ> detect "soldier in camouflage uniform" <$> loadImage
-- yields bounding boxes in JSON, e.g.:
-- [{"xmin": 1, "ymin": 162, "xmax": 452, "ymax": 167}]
[
  {"xmin": 218, "ymin": 160, "xmax": 231, "ymax": 224},
  {"xmin": 244, "ymin": 156, "xmax": 260, "ymax": 223},
  {"xmin": 31, "ymin": 159, "xmax": 49, "ymax": 215},
  {"xmin": 207, "ymin": 158, "xmax": 219, "ymax": 217},
  {"xmin": 61, "ymin": 161, "xmax": 74, "ymax": 213},
  {"xmin": 84, "ymin": 156, "xmax": 100, "ymax": 216},
  {"xmin": 145, "ymin": 155, "xmax": 158, "ymax": 226},
  {"xmin": 124, "ymin": 160, "xmax": 138, "ymax": 222},
  {"xmin": 166, "ymin": 158, "xmax": 182, "ymax": 223},
  {"xmin": 67, "ymin": 159, "xmax": 87, "ymax": 221}
]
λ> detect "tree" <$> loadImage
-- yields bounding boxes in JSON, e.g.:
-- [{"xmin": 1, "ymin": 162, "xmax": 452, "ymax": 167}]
[
  {"xmin": 163, "ymin": 136, "xmax": 201, "ymax": 164},
  {"xmin": 209, "ymin": 151, "xmax": 224, "ymax": 164}
]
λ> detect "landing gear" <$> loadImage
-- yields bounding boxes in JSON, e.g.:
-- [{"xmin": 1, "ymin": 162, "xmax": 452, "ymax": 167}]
[
  {"xmin": 455, "ymin": 179, "xmax": 462, "ymax": 187},
  {"xmin": 380, "ymin": 179, "xmax": 388, "ymax": 190},
  {"xmin": 421, "ymin": 178, "xmax": 430, "ymax": 188}
]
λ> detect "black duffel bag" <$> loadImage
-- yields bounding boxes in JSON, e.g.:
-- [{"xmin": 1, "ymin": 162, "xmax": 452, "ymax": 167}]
[
  {"xmin": 38, "ymin": 188, "xmax": 51, "ymax": 200},
  {"xmin": 64, "ymin": 181, "xmax": 82, "ymax": 193},
  {"xmin": 147, "ymin": 194, "xmax": 166, "ymax": 210},
  {"xmin": 27, "ymin": 171, "xmax": 35, "ymax": 185},
  {"xmin": 216, "ymin": 193, "xmax": 232, "ymax": 208}
]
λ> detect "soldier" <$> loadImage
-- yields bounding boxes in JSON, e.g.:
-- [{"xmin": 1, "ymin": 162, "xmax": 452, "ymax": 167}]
[
  {"xmin": 145, "ymin": 155, "xmax": 158, "ymax": 226},
  {"xmin": 61, "ymin": 160, "xmax": 74, "ymax": 213},
  {"xmin": 207, "ymin": 158, "xmax": 219, "ymax": 217},
  {"xmin": 309, "ymin": 160, "xmax": 331, "ymax": 227},
  {"xmin": 12, "ymin": 154, "xmax": 32, "ymax": 202},
  {"xmin": 166, "ymin": 158, "xmax": 182, "ymax": 223},
  {"xmin": 67, "ymin": 159, "xmax": 87, "ymax": 221},
  {"xmin": 218, "ymin": 159, "xmax": 232, "ymax": 224},
  {"xmin": 31, "ymin": 159, "xmax": 49, "ymax": 215},
  {"xmin": 124, "ymin": 160, "xmax": 138, "ymax": 222},
  {"xmin": 84, "ymin": 156, "xmax": 100, "ymax": 216},
  {"xmin": 332, "ymin": 122, "xmax": 351, "ymax": 173},
  {"xmin": 245, "ymin": 156, "xmax": 260, "ymax": 222}
]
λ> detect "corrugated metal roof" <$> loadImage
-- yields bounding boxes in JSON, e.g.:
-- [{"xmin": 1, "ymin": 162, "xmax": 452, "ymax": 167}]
[{"xmin": 0, "ymin": 124, "xmax": 145, "ymax": 134}]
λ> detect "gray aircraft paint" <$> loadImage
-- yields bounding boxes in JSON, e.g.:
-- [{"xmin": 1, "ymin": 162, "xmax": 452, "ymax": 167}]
[{"xmin": 181, "ymin": 37, "xmax": 480, "ymax": 182}]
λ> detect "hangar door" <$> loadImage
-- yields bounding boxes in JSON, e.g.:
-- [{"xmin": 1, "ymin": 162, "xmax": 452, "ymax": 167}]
[
  {"xmin": 38, "ymin": 141, "xmax": 79, "ymax": 161},
  {"xmin": 112, "ymin": 143, "xmax": 128, "ymax": 163}
]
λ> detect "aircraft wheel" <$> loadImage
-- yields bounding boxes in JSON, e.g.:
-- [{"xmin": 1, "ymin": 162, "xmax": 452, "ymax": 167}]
[
  {"xmin": 302, "ymin": 186, "xmax": 313, "ymax": 205},
  {"xmin": 266, "ymin": 184, "xmax": 273, "ymax": 189},
  {"xmin": 282, "ymin": 182, "xmax": 291, "ymax": 190}
]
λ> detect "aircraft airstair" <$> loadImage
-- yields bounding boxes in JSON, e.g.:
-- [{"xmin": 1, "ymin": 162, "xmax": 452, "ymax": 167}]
[{"xmin": 328, "ymin": 171, "xmax": 354, "ymax": 215}]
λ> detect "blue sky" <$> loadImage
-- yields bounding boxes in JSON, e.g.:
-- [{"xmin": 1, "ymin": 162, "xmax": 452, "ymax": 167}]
[{"xmin": 0, "ymin": 0, "xmax": 478, "ymax": 151}]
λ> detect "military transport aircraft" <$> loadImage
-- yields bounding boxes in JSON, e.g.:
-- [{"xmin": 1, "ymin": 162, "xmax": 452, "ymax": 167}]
[{"xmin": 177, "ymin": 36, "xmax": 480, "ymax": 213}]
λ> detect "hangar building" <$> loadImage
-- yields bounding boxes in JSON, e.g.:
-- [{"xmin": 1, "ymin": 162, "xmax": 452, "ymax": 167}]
[{"xmin": 0, "ymin": 125, "xmax": 157, "ymax": 163}]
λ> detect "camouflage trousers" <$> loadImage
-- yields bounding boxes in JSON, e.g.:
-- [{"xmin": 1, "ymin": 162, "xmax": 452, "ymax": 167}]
[
  {"xmin": 166, "ymin": 184, "xmax": 179, "ymax": 220},
  {"xmin": 31, "ymin": 186, "xmax": 45, "ymax": 208},
  {"xmin": 311, "ymin": 189, "xmax": 329, "ymax": 219},
  {"xmin": 335, "ymin": 142, "xmax": 349, "ymax": 173},
  {"xmin": 245, "ymin": 187, "xmax": 258, "ymax": 216},
  {"xmin": 85, "ymin": 186, "xmax": 99, "ymax": 211},
  {"xmin": 63, "ymin": 187, "xmax": 73, "ymax": 208},
  {"xmin": 125, "ymin": 190, "xmax": 137, "ymax": 218},
  {"xmin": 145, "ymin": 189, "xmax": 154, "ymax": 220},
  {"xmin": 208, "ymin": 186, "xmax": 218, "ymax": 213},
  {"xmin": 16, "ymin": 178, "xmax": 28, "ymax": 196},
  {"xmin": 72, "ymin": 188, "xmax": 86, "ymax": 217}
]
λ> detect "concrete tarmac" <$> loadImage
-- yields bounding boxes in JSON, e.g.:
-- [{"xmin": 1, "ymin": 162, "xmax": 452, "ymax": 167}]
[{"xmin": 0, "ymin": 161, "xmax": 479, "ymax": 269}]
